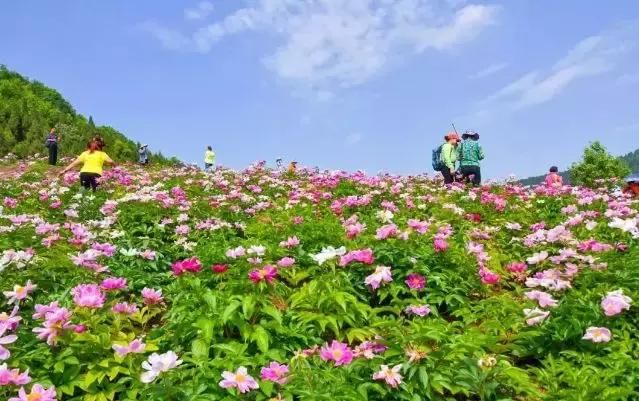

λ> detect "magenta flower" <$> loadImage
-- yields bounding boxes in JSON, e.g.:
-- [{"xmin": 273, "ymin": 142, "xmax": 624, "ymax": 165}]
[
  {"xmin": 364, "ymin": 266, "xmax": 392, "ymax": 290},
  {"xmin": 141, "ymin": 288, "xmax": 164, "ymax": 305},
  {"xmin": 479, "ymin": 268, "xmax": 501, "ymax": 285},
  {"xmin": 506, "ymin": 262, "xmax": 527, "ymax": 273},
  {"xmin": 339, "ymin": 249, "xmax": 375, "ymax": 266},
  {"xmin": 319, "ymin": 341, "xmax": 354, "ymax": 366},
  {"xmin": 71, "ymin": 284, "xmax": 105, "ymax": 309},
  {"xmin": 219, "ymin": 367, "xmax": 259, "ymax": 393},
  {"xmin": 3, "ymin": 281, "xmax": 37, "ymax": 305},
  {"xmin": 601, "ymin": 289, "xmax": 632, "ymax": 317},
  {"xmin": 0, "ymin": 363, "xmax": 31, "ymax": 385},
  {"xmin": 248, "ymin": 265, "xmax": 278, "ymax": 284},
  {"xmin": 171, "ymin": 257, "xmax": 203, "ymax": 276},
  {"xmin": 8, "ymin": 384, "xmax": 57, "ymax": 401},
  {"xmin": 375, "ymin": 224, "xmax": 399, "ymax": 240},
  {"xmin": 372, "ymin": 364, "xmax": 403, "ymax": 388},
  {"xmin": 433, "ymin": 238, "xmax": 448, "ymax": 252},
  {"xmin": 279, "ymin": 236, "xmax": 300, "ymax": 249},
  {"xmin": 582, "ymin": 327, "xmax": 612, "ymax": 343},
  {"xmin": 100, "ymin": 277, "xmax": 127, "ymax": 291},
  {"xmin": 260, "ymin": 362, "xmax": 289, "ymax": 385},
  {"xmin": 405, "ymin": 273, "xmax": 426, "ymax": 290}
]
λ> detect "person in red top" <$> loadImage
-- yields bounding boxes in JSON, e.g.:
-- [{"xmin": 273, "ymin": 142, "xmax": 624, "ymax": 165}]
[
  {"xmin": 624, "ymin": 181, "xmax": 639, "ymax": 196},
  {"xmin": 545, "ymin": 166, "xmax": 563, "ymax": 187}
]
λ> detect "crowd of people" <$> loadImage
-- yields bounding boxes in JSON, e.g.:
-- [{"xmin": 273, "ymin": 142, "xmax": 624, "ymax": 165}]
[{"xmin": 44, "ymin": 127, "xmax": 638, "ymax": 195}]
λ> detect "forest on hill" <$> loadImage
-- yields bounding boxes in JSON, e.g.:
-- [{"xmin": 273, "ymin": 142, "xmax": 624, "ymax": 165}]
[
  {"xmin": 519, "ymin": 148, "xmax": 639, "ymax": 186},
  {"xmin": 0, "ymin": 65, "xmax": 175, "ymax": 164}
]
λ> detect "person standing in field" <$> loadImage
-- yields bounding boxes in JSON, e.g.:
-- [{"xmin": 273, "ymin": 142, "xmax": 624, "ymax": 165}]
[
  {"xmin": 59, "ymin": 139, "xmax": 115, "ymax": 192},
  {"xmin": 204, "ymin": 146, "xmax": 216, "ymax": 170},
  {"xmin": 440, "ymin": 133, "xmax": 460, "ymax": 184},
  {"xmin": 458, "ymin": 130, "xmax": 485, "ymax": 186},
  {"xmin": 139, "ymin": 144, "xmax": 149, "ymax": 165},
  {"xmin": 45, "ymin": 127, "xmax": 61, "ymax": 165},
  {"xmin": 545, "ymin": 166, "xmax": 563, "ymax": 187}
]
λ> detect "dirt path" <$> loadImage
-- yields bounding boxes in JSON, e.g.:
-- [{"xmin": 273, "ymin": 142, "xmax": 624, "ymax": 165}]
[{"xmin": 0, "ymin": 164, "xmax": 63, "ymax": 181}]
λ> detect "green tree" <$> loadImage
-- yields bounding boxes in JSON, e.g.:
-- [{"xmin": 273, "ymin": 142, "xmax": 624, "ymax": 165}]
[{"xmin": 570, "ymin": 141, "xmax": 631, "ymax": 188}]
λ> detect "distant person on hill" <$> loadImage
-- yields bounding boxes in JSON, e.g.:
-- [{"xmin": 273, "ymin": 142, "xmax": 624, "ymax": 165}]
[
  {"xmin": 45, "ymin": 128, "xmax": 61, "ymax": 165},
  {"xmin": 288, "ymin": 161, "xmax": 298, "ymax": 175},
  {"xmin": 458, "ymin": 130, "xmax": 485, "ymax": 186},
  {"xmin": 545, "ymin": 166, "xmax": 563, "ymax": 187},
  {"xmin": 623, "ymin": 174, "xmax": 639, "ymax": 196},
  {"xmin": 204, "ymin": 146, "xmax": 216, "ymax": 170},
  {"xmin": 440, "ymin": 133, "xmax": 460, "ymax": 184},
  {"xmin": 139, "ymin": 144, "xmax": 149, "ymax": 165},
  {"xmin": 59, "ymin": 139, "xmax": 115, "ymax": 192}
]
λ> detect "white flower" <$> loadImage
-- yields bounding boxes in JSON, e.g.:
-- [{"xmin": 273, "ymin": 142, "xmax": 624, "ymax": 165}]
[
  {"xmin": 140, "ymin": 351, "xmax": 182, "ymax": 383},
  {"xmin": 120, "ymin": 248, "xmax": 139, "ymax": 257},
  {"xmin": 526, "ymin": 251, "xmax": 548, "ymax": 265},
  {"xmin": 376, "ymin": 210, "xmax": 394, "ymax": 223},
  {"xmin": 311, "ymin": 246, "xmax": 346, "ymax": 265},
  {"xmin": 585, "ymin": 221, "xmax": 597, "ymax": 231},
  {"xmin": 247, "ymin": 245, "xmax": 266, "ymax": 256},
  {"xmin": 608, "ymin": 217, "xmax": 637, "ymax": 233}
]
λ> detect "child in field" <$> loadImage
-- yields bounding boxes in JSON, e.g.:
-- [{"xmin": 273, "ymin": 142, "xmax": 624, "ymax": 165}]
[
  {"xmin": 545, "ymin": 166, "xmax": 563, "ymax": 187},
  {"xmin": 60, "ymin": 140, "xmax": 115, "ymax": 191}
]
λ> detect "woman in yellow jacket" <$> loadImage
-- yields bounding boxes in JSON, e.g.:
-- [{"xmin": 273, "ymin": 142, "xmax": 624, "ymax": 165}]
[{"xmin": 60, "ymin": 140, "xmax": 115, "ymax": 191}]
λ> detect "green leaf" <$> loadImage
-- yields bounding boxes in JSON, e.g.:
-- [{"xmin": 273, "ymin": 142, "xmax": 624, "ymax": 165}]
[
  {"xmin": 192, "ymin": 339, "xmax": 210, "ymax": 360},
  {"xmin": 222, "ymin": 300, "xmax": 241, "ymax": 323},
  {"xmin": 252, "ymin": 326, "xmax": 270, "ymax": 353}
]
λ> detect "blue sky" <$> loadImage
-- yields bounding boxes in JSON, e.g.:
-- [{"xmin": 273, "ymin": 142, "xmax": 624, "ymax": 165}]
[{"xmin": 2, "ymin": 1, "xmax": 638, "ymax": 178}]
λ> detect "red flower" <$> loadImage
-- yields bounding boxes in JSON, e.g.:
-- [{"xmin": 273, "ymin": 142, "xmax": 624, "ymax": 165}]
[{"xmin": 212, "ymin": 264, "xmax": 228, "ymax": 274}]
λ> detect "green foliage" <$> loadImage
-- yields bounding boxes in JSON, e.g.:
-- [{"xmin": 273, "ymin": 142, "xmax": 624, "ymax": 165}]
[
  {"xmin": 570, "ymin": 141, "xmax": 631, "ymax": 188},
  {"xmin": 0, "ymin": 65, "xmax": 172, "ymax": 164}
]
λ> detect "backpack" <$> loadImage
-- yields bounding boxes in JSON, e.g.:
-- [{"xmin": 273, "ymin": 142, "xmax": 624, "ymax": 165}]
[{"xmin": 432, "ymin": 145, "xmax": 445, "ymax": 171}]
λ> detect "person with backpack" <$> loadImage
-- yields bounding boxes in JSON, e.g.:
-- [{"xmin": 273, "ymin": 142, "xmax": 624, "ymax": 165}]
[
  {"xmin": 59, "ymin": 139, "xmax": 115, "ymax": 192},
  {"xmin": 433, "ymin": 133, "xmax": 460, "ymax": 184},
  {"xmin": 545, "ymin": 166, "xmax": 563, "ymax": 187},
  {"xmin": 458, "ymin": 130, "xmax": 485, "ymax": 186},
  {"xmin": 45, "ymin": 128, "xmax": 61, "ymax": 165}
]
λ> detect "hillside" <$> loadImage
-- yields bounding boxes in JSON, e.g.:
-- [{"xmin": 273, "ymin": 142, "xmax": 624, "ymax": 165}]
[
  {"xmin": 0, "ymin": 65, "xmax": 174, "ymax": 163},
  {"xmin": 519, "ymin": 148, "xmax": 639, "ymax": 186}
]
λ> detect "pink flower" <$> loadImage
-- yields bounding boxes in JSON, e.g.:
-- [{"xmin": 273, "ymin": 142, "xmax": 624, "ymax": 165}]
[
  {"xmin": 479, "ymin": 268, "xmax": 501, "ymax": 285},
  {"xmin": 375, "ymin": 224, "xmax": 399, "ymax": 240},
  {"xmin": 0, "ymin": 363, "xmax": 31, "ymax": 385},
  {"xmin": 248, "ymin": 265, "xmax": 278, "ymax": 284},
  {"xmin": 433, "ymin": 238, "xmax": 448, "ymax": 252},
  {"xmin": 3, "ymin": 197, "xmax": 17, "ymax": 209},
  {"xmin": 113, "ymin": 339, "xmax": 146, "ymax": 357},
  {"xmin": 405, "ymin": 304, "xmax": 431, "ymax": 317},
  {"xmin": 344, "ymin": 222, "xmax": 366, "ymax": 239},
  {"xmin": 139, "ymin": 250, "xmax": 156, "ymax": 260},
  {"xmin": 3, "ymin": 281, "xmax": 37, "ymax": 305},
  {"xmin": 405, "ymin": 273, "xmax": 426, "ymax": 290},
  {"xmin": 339, "ymin": 249, "xmax": 375, "ymax": 266},
  {"xmin": 112, "ymin": 302, "xmax": 139, "ymax": 315},
  {"xmin": 354, "ymin": 341, "xmax": 388, "ymax": 359},
  {"xmin": 525, "ymin": 291, "xmax": 558, "ymax": 308},
  {"xmin": 279, "ymin": 236, "xmax": 300, "ymax": 249},
  {"xmin": 175, "ymin": 225, "xmax": 190, "ymax": 235},
  {"xmin": 364, "ymin": 266, "xmax": 393, "ymax": 290},
  {"xmin": 506, "ymin": 262, "xmax": 527, "ymax": 273},
  {"xmin": 277, "ymin": 257, "xmax": 295, "ymax": 267},
  {"xmin": 71, "ymin": 284, "xmax": 105, "ymax": 309},
  {"xmin": 0, "ymin": 326, "xmax": 18, "ymax": 360},
  {"xmin": 141, "ymin": 288, "xmax": 164, "ymax": 305},
  {"xmin": 582, "ymin": 327, "xmax": 612, "ymax": 343},
  {"xmin": 372, "ymin": 364, "xmax": 403, "ymax": 388},
  {"xmin": 523, "ymin": 308, "xmax": 550, "ymax": 326},
  {"xmin": 320, "ymin": 341, "xmax": 354, "ymax": 366},
  {"xmin": 219, "ymin": 367, "xmax": 259, "ymax": 393},
  {"xmin": 8, "ymin": 384, "xmax": 57, "ymax": 401},
  {"xmin": 292, "ymin": 216, "xmax": 304, "ymax": 225},
  {"xmin": 100, "ymin": 277, "xmax": 127, "ymax": 291},
  {"xmin": 171, "ymin": 257, "xmax": 202, "ymax": 276},
  {"xmin": 601, "ymin": 289, "xmax": 632, "ymax": 317},
  {"xmin": 407, "ymin": 219, "xmax": 429, "ymax": 234},
  {"xmin": 260, "ymin": 362, "xmax": 289, "ymax": 385},
  {"xmin": 0, "ymin": 307, "xmax": 22, "ymax": 331},
  {"xmin": 226, "ymin": 246, "xmax": 246, "ymax": 259}
]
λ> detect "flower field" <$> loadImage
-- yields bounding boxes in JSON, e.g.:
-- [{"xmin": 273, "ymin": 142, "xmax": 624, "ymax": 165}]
[{"xmin": 1, "ymin": 159, "xmax": 638, "ymax": 401}]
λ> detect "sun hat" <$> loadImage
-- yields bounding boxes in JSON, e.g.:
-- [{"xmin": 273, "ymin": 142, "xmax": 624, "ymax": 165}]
[
  {"xmin": 462, "ymin": 130, "xmax": 479, "ymax": 139},
  {"xmin": 444, "ymin": 132, "xmax": 461, "ymax": 142}
]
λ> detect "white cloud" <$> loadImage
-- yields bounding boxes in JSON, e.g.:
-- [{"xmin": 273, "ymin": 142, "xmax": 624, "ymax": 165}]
[
  {"xmin": 476, "ymin": 27, "xmax": 634, "ymax": 114},
  {"xmin": 185, "ymin": 1, "xmax": 215, "ymax": 21},
  {"xmin": 469, "ymin": 62, "xmax": 507, "ymax": 79},
  {"xmin": 139, "ymin": 21, "xmax": 191, "ymax": 51},
  {"xmin": 345, "ymin": 132, "xmax": 363, "ymax": 145},
  {"xmin": 144, "ymin": 0, "xmax": 498, "ymax": 92}
]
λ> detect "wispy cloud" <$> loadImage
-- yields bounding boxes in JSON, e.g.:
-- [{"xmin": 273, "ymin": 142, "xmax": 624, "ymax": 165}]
[
  {"xmin": 185, "ymin": 1, "xmax": 214, "ymax": 21},
  {"xmin": 139, "ymin": 21, "xmax": 191, "ymax": 51},
  {"xmin": 142, "ymin": 0, "xmax": 499, "ymax": 93},
  {"xmin": 469, "ymin": 62, "xmax": 507, "ymax": 79},
  {"xmin": 345, "ymin": 132, "xmax": 363, "ymax": 145},
  {"xmin": 471, "ymin": 26, "xmax": 635, "ymax": 119}
]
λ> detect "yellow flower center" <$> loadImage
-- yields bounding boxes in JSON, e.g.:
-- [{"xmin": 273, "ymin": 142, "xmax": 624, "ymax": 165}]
[
  {"xmin": 236, "ymin": 373, "xmax": 246, "ymax": 383},
  {"xmin": 27, "ymin": 393, "xmax": 43, "ymax": 401}
]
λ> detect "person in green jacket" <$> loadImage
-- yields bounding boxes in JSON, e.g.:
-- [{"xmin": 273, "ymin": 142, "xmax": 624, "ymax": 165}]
[
  {"xmin": 441, "ymin": 133, "xmax": 460, "ymax": 184},
  {"xmin": 204, "ymin": 146, "xmax": 216, "ymax": 170},
  {"xmin": 459, "ymin": 130, "xmax": 485, "ymax": 186}
]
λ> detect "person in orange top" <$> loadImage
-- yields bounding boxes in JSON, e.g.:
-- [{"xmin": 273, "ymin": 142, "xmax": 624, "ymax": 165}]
[
  {"xmin": 288, "ymin": 161, "xmax": 298, "ymax": 174},
  {"xmin": 59, "ymin": 140, "xmax": 115, "ymax": 191},
  {"xmin": 624, "ymin": 181, "xmax": 639, "ymax": 196}
]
